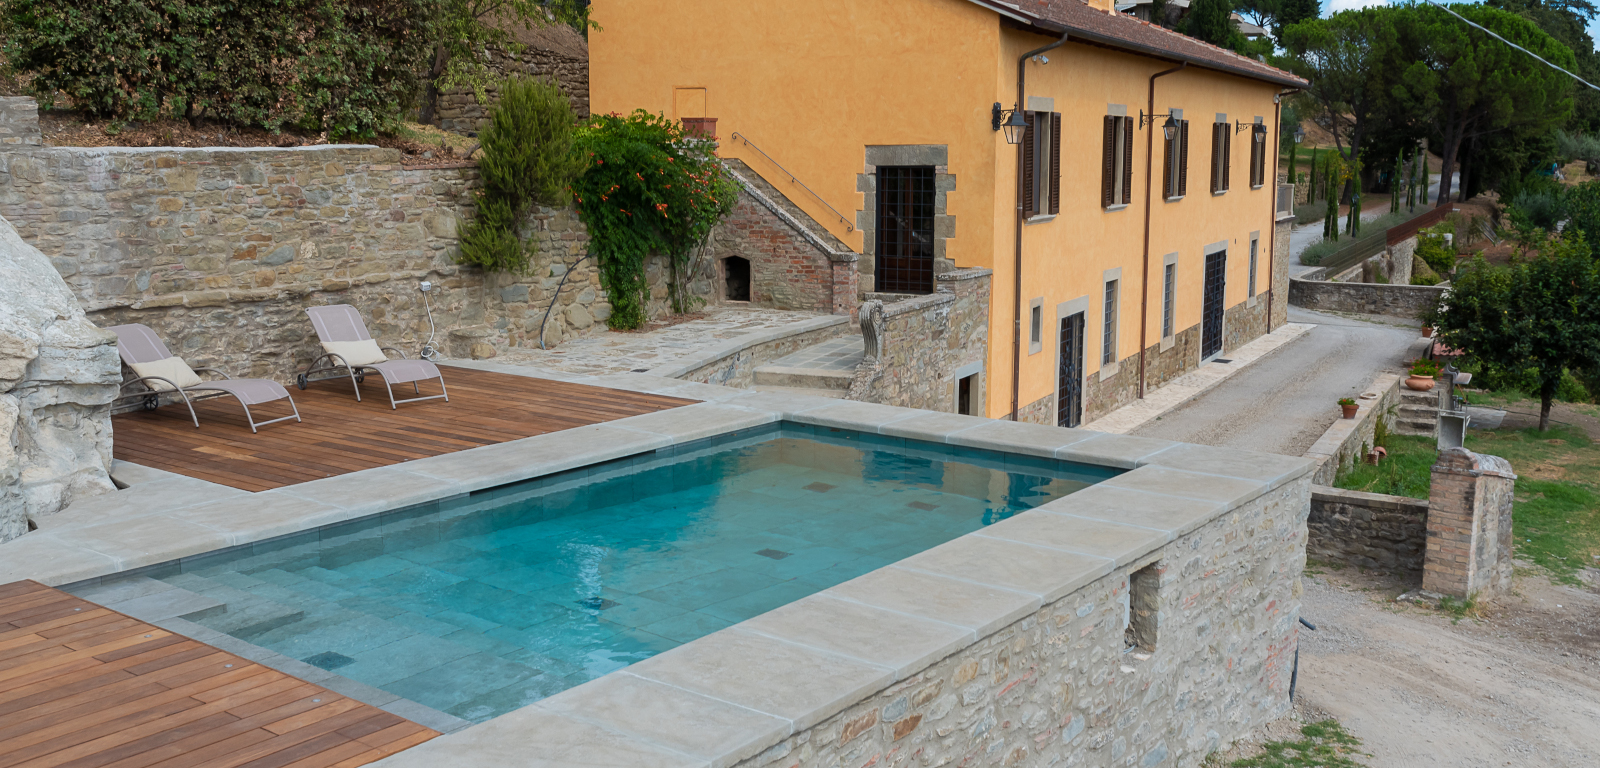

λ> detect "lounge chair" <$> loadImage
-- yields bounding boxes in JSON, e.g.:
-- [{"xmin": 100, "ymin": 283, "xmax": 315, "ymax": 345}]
[
  {"xmin": 298, "ymin": 304, "xmax": 449, "ymax": 409},
  {"xmin": 109, "ymin": 324, "xmax": 302, "ymax": 433}
]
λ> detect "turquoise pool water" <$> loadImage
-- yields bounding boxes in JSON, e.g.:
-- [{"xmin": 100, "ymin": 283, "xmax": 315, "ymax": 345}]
[{"xmin": 152, "ymin": 424, "xmax": 1116, "ymax": 722}]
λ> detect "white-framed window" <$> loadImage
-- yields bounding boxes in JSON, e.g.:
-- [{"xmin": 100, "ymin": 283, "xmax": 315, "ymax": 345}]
[
  {"xmin": 1248, "ymin": 234, "xmax": 1260, "ymax": 298},
  {"xmin": 1102, "ymin": 279, "xmax": 1119, "ymax": 366},
  {"xmin": 1029, "ymin": 298, "xmax": 1044, "ymax": 355},
  {"xmin": 1162, "ymin": 262, "xmax": 1176, "ymax": 340}
]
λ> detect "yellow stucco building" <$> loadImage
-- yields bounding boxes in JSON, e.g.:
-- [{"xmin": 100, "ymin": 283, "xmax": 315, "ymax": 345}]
[{"xmin": 590, "ymin": 0, "xmax": 1305, "ymax": 425}]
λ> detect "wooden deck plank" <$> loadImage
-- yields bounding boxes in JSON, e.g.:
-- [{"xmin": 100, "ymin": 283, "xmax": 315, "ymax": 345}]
[
  {"xmin": 112, "ymin": 365, "xmax": 695, "ymax": 491},
  {"xmin": 0, "ymin": 582, "xmax": 440, "ymax": 768}
]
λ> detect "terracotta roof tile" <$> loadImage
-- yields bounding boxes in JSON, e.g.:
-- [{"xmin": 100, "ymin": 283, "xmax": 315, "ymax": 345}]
[{"xmin": 1000, "ymin": 0, "xmax": 1308, "ymax": 88}]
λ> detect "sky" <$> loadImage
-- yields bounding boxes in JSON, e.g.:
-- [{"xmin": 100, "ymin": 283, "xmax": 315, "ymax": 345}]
[{"xmin": 1321, "ymin": 0, "xmax": 1600, "ymax": 48}]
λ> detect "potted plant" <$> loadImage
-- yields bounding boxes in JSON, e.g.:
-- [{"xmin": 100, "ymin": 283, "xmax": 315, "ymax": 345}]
[
  {"xmin": 1338, "ymin": 397, "xmax": 1359, "ymax": 418},
  {"xmin": 1405, "ymin": 359, "xmax": 1441, "ymax": 391}
]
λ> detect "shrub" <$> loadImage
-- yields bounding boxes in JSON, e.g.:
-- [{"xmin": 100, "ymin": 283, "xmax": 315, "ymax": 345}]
[
  {"xmin": 1, "ymin": 0, "xmax": 432, "ymax": 138},
  {"xmin": 1554, "ymin": 129, "xmax": 1600, "ymax": 165},
  {"xmin": 457, "ymin": 77, "xmax": 585, "ymax": 273},
  {"xmin": 572, "ymin": 111, "xmax": 739, "ymax": 329},
  {"xmin": 1508, "ymin": 185, "xmax": 1567, "ymax": 234},
  {"xmin": 1410, "ymin": 256, "xmax": 1442, "ymax": 285},
  {"xmin": 1295, "ymin": 202, "xmax": 1326, "ymax": 224},
  {"xmin": 1299, "ymin": 237, "xmax": 1342, "ymax": 266},
  {"xmin": 1415, "ymin": 231, "xmax": 1457, "ymax": 276}
]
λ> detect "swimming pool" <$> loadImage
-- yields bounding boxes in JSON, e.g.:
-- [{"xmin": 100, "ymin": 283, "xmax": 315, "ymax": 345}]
[{"xmin": 148, "ymin": 423, "xmax": 1117, "ymax": 722}]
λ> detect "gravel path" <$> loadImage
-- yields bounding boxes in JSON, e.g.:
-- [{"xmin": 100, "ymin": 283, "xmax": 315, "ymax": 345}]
[{"xmin": 1130, "ymin": 307, "xmax": 1422, "ymax": 455}]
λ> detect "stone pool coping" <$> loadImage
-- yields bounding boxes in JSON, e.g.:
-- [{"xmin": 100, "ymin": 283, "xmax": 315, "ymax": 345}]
[{"xmin": 1, "ymin": 361, "xmax": 1314, "ymax": 768}]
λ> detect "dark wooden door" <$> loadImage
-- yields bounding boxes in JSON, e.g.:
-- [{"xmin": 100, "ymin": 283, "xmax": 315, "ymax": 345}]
[
  {"xmin": 1057, "ymin": 312, "xmax": 1085, "ymax": 428},
  {"xmin": 1202, "ymin": 249, "xmax": 1226, "ymax": 360},
  {"xmin": 875, "ymin": 166, "xmax": 936, "ymax": 294}
]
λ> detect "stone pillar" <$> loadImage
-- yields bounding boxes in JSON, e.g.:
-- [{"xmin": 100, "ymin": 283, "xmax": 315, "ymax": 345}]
[
  {"xmin": 0, "ymin": 97, "xmax": 41, "ymax": 146},
  {"xmin": 1389, "ymin": 236, "xmax": 1416, "ymax": 286},
  {"xmin": 1270, "ymin": 208, "xmax": 1294, "ymax": 331},
  {"xmin": 832, "ymin": 257, "xmax": 859, "ymax": 319},
  {"xmin": 1423, "ymin": 448, "xmax": 1517, "ymax": 598}
]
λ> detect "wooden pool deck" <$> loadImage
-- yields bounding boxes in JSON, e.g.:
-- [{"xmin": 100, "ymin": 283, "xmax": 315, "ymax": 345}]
[
  {"xmin": 0, "ymin": 580, "xmax": 438, "ymax": 768},
  {"xmin": 111, "ymin": 365, "xmax": 696, "ymax": 492}
]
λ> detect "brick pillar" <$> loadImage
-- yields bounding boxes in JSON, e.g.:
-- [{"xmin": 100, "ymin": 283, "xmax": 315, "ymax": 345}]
[
  {"xmin": 832, "ymin": 258, "xmax": 860, "ymax": 319},
  {"xmin": 1423, "ymin": 448, "xmax": 1517, "ymax": 598}
]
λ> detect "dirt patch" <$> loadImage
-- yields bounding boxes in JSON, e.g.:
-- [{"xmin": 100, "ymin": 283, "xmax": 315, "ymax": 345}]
[
  {"xmin": 37, "ymin": 109, "xmax": 472, "ymax": 166},
  {"xmin": 1491, "ymin": 402, "xmax": 1600, "ymax": 440},
  {"xmin": 1281, "ymin": 567, "xmax": 1600, "ymax": 766}
]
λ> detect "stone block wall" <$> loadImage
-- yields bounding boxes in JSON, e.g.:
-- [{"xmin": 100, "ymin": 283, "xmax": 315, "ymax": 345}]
[
  {"xmin": 1304, "ymin": 374, "xmax": 1401, "ymax": 486},
  {"xmin": 0, "ymin": 98, "xmax": 40, "ymax": 146},
  {"xmin": 0, "ymin": 124, "xmax": 851, "ymax": 382},
  {"xmin": 851, "ymin": 268, "xmax": 990, "ymax": 413},
  {"xmin": 436, "ymin": 45, "xmax": 590, "ymax": 133},
  {"xmin": 1270, "ymin": 213, "xmax": 1293, "ymax": 331},
  {"xmin": 736, "ymin": 475, "xmax": 1311, "ymax": 768},
  {"xmin": 1425, "ymin": 448, "xmax": 1517, "ymax": 598},
  {"xmin": 1287, "ymin": 276, "xmax": 1446, "ymax": 319},
  {"xmin": 1223, "ymin": 297, "xmax": 1268, "ymax": 357},
  {"xmin": 1388, "ymin": 237, "xmax": 1416, "ymax": 287},
  {"xmin": 1308, "ymin": 486, "xmax": 1428, "ymax": 574}
]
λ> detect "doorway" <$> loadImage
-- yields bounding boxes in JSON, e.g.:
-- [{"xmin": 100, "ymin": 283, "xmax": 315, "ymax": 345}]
[
  {"xmin": 1201, "ymin": 249, "xmax": 1226, "ymax": 360},
  {"xmin": 1057, "ymin": 312, "xmax": 1085, "ymax": 428},
  {"xmin": 875, "ymin": 166, "xmax": 936, "ymax": 294},
  {"xmin": 723, "ymin": 256, "xmax": 750, "ymax": 302}
]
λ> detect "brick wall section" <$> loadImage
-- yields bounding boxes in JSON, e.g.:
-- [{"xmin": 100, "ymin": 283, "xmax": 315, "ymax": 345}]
[
  {"xmin": 735, "ymin": 476, "xmax": 1311, "ymax": 768},
  {"xmin": 1309, "ymin": 486, "xmax": 1429, "ymax": 574},
  {"xmin": 852, "ymin": 269, "xmax": 990, "ymax": 412},
  {"xmin": 1424, "ymin": 448, "xmax": 1517, "ymax": 598}
]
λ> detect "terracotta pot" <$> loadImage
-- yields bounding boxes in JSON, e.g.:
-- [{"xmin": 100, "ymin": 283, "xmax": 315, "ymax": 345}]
[
  {"xmin": 1405, "ymin": 375, "xmax": 1436, "ymax": 392},
  {"xmin": 1341, "ymin": 403, "xmax": 1359, "ymax": 419},
  {"xmin": 1420, "ymin": 325, "xmax": 1433, "ymax": 338}
]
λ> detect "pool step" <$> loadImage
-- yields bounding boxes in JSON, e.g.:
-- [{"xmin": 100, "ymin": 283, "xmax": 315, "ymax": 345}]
[
  {"xmin": 752, "ymin": 365, "xmax": 853, "ymax": 391},
  {"xmin": 176, "ymin": 581, "xmax": 309, "ymax": 640},
  {"xmin": 749, "ymin": 384, "xmax": 848, "ymax": 400}
]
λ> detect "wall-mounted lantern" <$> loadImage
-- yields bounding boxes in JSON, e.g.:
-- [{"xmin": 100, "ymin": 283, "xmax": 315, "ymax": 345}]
[
  {"xmin": 1253, "ymin": 124, "xmax": 1268, "ymax": 144},
  {"xmin": 1294, "ymin": 126, "xmax": 1305, "ymax": 144},
  {"xmin": 1139, "ymin": 109, "xmax": 1178, "ymax": 141},
  {"xmin": 992, "ymin": 103, "xmax": 1027, "ymax": 145}
]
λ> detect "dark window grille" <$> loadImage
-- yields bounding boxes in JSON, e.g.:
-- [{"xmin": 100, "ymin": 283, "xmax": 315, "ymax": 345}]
[
  {"xmin": 875, "ymin": 166, "xmax": 936, "ymax": 294},
  {"xmin": 1102, "ymin": 280, "xmax": 1118, "ymax": 365}
]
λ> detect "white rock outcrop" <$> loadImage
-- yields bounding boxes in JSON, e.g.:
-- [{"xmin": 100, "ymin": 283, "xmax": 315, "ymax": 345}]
[{"xmin": 0, "ymin": 212, "xmax": 119, "ymax": 542}]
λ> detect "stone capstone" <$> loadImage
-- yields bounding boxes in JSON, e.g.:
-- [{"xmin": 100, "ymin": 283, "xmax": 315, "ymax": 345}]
[{"xmin": 0, "ymin": 213, "xmax": 119, "ymax": 542}]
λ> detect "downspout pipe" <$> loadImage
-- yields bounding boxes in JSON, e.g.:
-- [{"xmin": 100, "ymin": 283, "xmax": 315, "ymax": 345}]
[
  {"xmin": 1009, "ymin": 31, "xmax": 1070, "ymax": 422},
  {"xmin": 1136, "ymin": 62, "xmax": 1185, "ymax": 401},
  {"xmin": 1267, "ymin": 88, "xmax": 1299, "ymax": 331}
]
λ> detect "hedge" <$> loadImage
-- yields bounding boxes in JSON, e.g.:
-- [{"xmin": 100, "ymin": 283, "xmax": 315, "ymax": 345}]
[{"xmin": 1, "ymin": 0, "xmax": 432, "ymax": 138}]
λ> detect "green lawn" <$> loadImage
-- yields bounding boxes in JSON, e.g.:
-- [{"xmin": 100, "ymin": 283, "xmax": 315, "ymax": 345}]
[
  {"xmin": 1220, "ymin": 720, "xmax": 1368, "ymax": 768},
  {"xmin": 1333, "ymin": 421, "xmax": 1600, "ymax": 584}
]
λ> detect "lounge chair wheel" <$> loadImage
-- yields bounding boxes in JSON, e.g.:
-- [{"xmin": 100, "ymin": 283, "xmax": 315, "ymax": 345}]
[
  {"xmin": 355, "ymin": 373, "xmax": 365, "ymax": 384},
  {"xmin": 295, "ymin": 373, "xmax": 308, "ymax": 390},
  {"xmin": 142, "ymin": 394, "xmax": 159, "ymax": 411}
]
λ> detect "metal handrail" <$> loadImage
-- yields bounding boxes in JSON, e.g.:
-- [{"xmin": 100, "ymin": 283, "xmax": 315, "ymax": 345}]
[{"xmin": 728, "ymin": 132, "xmax": 855, "ymax": 233}]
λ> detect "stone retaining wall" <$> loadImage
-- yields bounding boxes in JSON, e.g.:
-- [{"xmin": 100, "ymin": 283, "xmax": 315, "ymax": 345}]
[
  {"xmin": 1288, "ymin": 275, "xmax": 1446, "ymax": 318},
  {"xmin": 671, "ymin": 318, "xmax": 850, "ymax": 388},
  {"xmin": 1308, "ymin": 486, "xmax": 1428, "ymax": 573},
  {"xmin": 1304, "ymin": 373, "xmax": 1401, "ymax": 486},
  {"xmin": 0, "ymin": 121, "xmax": 855, "ymax": 382},
  {"xmin": 435, "ymin": 43, "xmax": 590, "ymax": 132},
  {"xmin": 734, "ymin": 473, "xmax": 1310, "ymax": 768},
  {"xmin": 852, "ymin": 268, "xmax": 990, "ymax": 412}
]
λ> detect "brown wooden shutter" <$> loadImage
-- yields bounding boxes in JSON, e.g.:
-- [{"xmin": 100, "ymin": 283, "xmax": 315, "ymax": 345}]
[
  {"xmin": 1223, "ymin": 126, "xmax": 1232, "ymax": 191},
  {"xmin": 1102, "ymin": 116, "xmax": 1115, "ymax": 208},
  {"xmin": 1210, "ymin": 123, "xmax": 1221, "ymax": 193},
  {"xmin": 1178, "ymin": 120, "xmax": 1189, "ymax": 197},
  {"xmin": 1021, "ymin": 112, "xmax": 1036, "ymax": 217},
  {"xmin": 1049, "ymin": 112, "xmax": 1061, "ymax": 215},
  {"xmin": 1122, "ymin": 117, "xmax": 1134, "ymax": 205},
  {"xmin": 1162, "ymin": 130, "xmax": 1174, "ymax": 199}
]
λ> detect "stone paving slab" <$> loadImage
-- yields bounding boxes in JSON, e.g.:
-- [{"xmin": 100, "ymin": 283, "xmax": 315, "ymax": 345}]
[
  {"xmin": 763, "ymin": 336, "xmax": 864, "ymax": 372},
  {"xmin": 493, "ymin": 308, "xmax": 844, "ymax": 377},
  {"xmin": 1082, "ymin": 322, "xmax": 1314, "ymax": 434}
]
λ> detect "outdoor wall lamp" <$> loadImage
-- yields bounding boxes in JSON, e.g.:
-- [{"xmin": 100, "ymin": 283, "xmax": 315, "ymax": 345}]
[
  {"xmin": 1253, "ymin": 124, "xmax": 1268, "ymax": 143},
  {"xmin": 1139, "ymin": 109, "xmax": 1179, "ymax": 140},
  {"xmin": 1294, "ymin": 126, "xmax": 1305, "ymax": 144},
  {"xmin": 992, "ymin": 103, "xmax": 1027, "ymax": 145}
]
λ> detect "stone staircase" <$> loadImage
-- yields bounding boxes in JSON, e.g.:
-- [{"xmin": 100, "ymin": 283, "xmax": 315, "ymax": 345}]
[
  {"xmin": 1393, "ymin": 386, "xmax": 1440, "ymax": 437},
  {"xmin": 751, "ymin": 336, "xmax": 863, "ymax": 399}
]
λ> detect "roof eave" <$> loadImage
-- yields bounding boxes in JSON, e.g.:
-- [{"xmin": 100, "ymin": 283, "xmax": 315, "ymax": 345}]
[{"xmin": 971, "ymin": 0, "xmax": 1307, "ymax": 90}]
